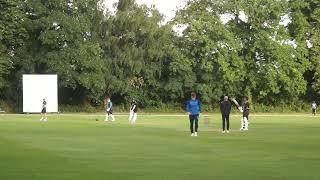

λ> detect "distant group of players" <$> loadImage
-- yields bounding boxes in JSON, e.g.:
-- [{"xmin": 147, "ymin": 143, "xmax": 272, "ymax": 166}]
[
  {"xmin": 103, "ymin": 97, "xmax": 138, "ymax": 124},
  {"xmin": 39, "ymin": 97, "xmax": 138, "ymax": 123},
  {"xmin": 39, "ymin": 93, "xmax": 318, "ymax": 137}
]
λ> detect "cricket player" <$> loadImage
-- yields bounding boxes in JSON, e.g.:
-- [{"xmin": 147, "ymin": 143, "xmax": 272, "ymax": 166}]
[
  {"xmin": 240, "ymin": 97, "xmax": 249, "ymax": 131},
  {"xmin": 105, "ymin": 97, "xmax": 115, "ymax": 122},
  {"xmin": 220, "ymin": 96, "xmax": 231, "ymax": 133},
  {"xmin": 40, "ymin": 98, "xmax": 47, "ymax": 121},
  {"xmin": 186, "ymin": 92, "xmax": 202, "ymax": 137},
  {"xmin": 128, "ymin": 99, "xmax": 138, "ymax": 124},
  {"xmin": 312, "ymin": 101, "xmax": 317, "ymax": 116}
]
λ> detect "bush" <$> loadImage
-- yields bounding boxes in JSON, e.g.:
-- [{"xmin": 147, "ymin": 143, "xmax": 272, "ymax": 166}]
[{"xmin": 0, "ymin": 100, "xmax": 13, "ymax": 112}]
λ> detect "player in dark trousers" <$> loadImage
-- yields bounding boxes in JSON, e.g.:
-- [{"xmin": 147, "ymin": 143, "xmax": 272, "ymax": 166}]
[
  {"xmin": 240, "ymin": 97, "xmax": 250, "ymax": 131},
  {"xmin": 220, "ymin": 96, "xmax": 231, "ymax": 133},
  {"xmin": 128, "ymin": 99, "xmax": 138, "ymax": 124},
  {"xmin": 105, "ymin": 97, "xmax": 115, "ymax": 122},
  {"xmin": 311, "ymin": 101, "xmax": 317, "ymax": 116},
  {"xmin": 186, "ymin": 92, "xmax": 202, "ymax": 137},
  {"xmin": 40, "ymin": 98, "xmax": 47, "ymax": 122}
]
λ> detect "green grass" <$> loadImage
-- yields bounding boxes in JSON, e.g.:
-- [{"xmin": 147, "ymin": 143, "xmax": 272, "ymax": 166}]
[{"xmin": 0, "ymin": 113, "xmax": 320, "ymax": 180}]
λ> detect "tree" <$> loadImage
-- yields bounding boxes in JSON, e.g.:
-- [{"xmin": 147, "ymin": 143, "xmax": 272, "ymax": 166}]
[
  {"xmin": 100, "ymin": 0, "xmax": 175, "ymax": 106},
  {"xmin": 289, "ymin": 0, "xmax": 320, "ymax": 99},
  {"xmin": 173, "ymin": 0, "xmax": 310, "ymax": 105},
  {"xmin": 13, "ymin": 0, "xmax": 107, "ymax": 104},
  {"xmin": 173, "ymin": 0, "xmax": 246, "ymax": 103},
  {"xmin": 0, "ymin": 0, "xmax": 27, "ymax": 95}
]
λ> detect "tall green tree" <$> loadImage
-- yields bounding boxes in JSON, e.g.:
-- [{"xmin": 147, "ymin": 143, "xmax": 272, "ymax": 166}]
[
  {"xmin": 0, "ymin": 0, "xmax": 27, "ymax": 95},
  {"xmin": 173, "ymin": 0, "xmax": 310, "ymax": 105},
  {"xmin": 174, "ymin": 0, "xmax": 245, "ymax": 103},
  {"xmin": 13, "ymin": 0, "xmax": 107, "ymax": 104},
  {"xmin": 225, "ymin": 0, "xmax": 309, "ymax": 103},
  {"xmin": 100, "ymin": 0, "xmax": 176, "ymax": 106},
  {"xmin": 289, "ymin": 0, "xmax": 320, "ymax": 99}
]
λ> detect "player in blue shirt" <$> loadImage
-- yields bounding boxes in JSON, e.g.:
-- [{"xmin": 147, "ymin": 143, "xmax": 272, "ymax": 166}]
[
  {"xmin": 105, "ymin": 97, "xmax": 115, "ymax": 122},
  {"xmin": 186, "ymin": 92, "xmax": 202, "ymax": 136}
]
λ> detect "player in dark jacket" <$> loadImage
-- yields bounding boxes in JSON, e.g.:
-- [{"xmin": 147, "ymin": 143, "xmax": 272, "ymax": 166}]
[{"xmin": 220, "ymin": 96, "xmax": 232, "ymax": 133}]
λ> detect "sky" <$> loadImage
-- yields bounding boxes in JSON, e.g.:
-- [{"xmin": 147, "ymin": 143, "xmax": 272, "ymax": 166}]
[{"xmin": 104, "ymin": 0, "xmax": 188, "ymax": 22}]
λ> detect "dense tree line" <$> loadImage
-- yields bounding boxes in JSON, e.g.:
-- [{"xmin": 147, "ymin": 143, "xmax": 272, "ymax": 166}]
[{"xmin": 0, "ymin": 0, "xmax": 320, "ymax": 112}]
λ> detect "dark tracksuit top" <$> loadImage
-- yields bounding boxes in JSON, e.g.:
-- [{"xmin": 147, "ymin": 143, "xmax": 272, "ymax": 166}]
[
  {"xmin": 242, "ymin": 101, "xmax": 249, "ymax": 119},
  {"xmin": 130, "ymin": 102, "xmax": 138, "ymax": 113},
  {"xmin": 220, "ymin": 100, "xmax": 231, "ymax": 116}
]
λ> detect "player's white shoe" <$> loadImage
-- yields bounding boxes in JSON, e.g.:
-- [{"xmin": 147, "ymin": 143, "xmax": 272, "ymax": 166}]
[
  {"xmin": 44, "ymin": 118, "xmax": 47, "ymax": 122},
  {"xmin": 40, "ymin": 118, "xmax": 43, "ymax": 121},
  {"xmin": 194, "ymin": 132, "xmax": 198, "ymax": 136},
  {"xmin": 226, "ymin": 130, "xmax": 229, "ymax": 133},
  {"xmin": 191, "ymin": 133, "xmax": 194, "ymax": 136},
  {"xmin": 222, "ymin": 131, "xmax": 225, "ymax": 133}
]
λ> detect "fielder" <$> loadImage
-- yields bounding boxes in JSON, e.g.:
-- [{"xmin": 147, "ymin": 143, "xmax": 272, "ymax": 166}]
[
  {"xmin": 40, "ymin": 98, "xmax": 47, "ymax": 122},
  {"xmin": 240, "ymin": 97, "xmax": 250, "ymax": 131},
  {"xmin": 312, "ymin": 101, "xmax": 317, "ymax": 116},
  {"xmin": 105, "ymin": 97, "xmax": 115, "ymax": 122},
  {"xmin": 186, "ymin": 92, "xmax": 202, "ymax": 137},
  {"xmin": 128, "ymin": 99, "xmax": 138, "ymax": 124}
]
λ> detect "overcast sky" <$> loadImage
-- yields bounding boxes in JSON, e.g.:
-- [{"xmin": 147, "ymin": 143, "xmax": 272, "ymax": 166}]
[{"xmin": 104, "ymin": 0, "xmax": 188, "ymax": 21}]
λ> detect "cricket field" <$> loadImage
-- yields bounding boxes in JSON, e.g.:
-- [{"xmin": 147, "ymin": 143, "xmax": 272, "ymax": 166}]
[{"xmin": 0, "ymin": 113, "xmax": 319, "ymax": 180}]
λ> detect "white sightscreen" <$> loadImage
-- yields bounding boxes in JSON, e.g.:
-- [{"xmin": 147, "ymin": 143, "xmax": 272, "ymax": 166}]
[{"xmin": 23, "ymin": 74, "xmax": 58, "ymax": 113}]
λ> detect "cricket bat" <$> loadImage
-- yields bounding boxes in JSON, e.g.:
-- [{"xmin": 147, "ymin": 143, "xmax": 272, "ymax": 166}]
[
  {"xmin": 230, "ymin": 98, "xmax": 240, "ymax": 107},
  {"xmin": 231, "ymin": 98, "xmax": 243, "ymax": 112}
]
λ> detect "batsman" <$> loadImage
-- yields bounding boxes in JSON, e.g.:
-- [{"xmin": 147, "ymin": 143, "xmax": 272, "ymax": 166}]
[
  {"xmin": 240, "ymin": 97, "xmax": 250, "ymax": 131},
  {"xmin": 230, "ymin": 97, "xmax": 250, "ymax": 131}
]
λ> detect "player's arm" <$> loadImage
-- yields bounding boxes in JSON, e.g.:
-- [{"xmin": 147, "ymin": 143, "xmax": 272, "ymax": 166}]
[
  {"xmin": 186, "ymin": 101, "xmax": 190, "ymax": 115},
  {"xmin": 198, "ymin": 100, "xmax": 202, "ymax": 113},
  {"xmin": 227, "ymin": 101, "xmax": 231, "ymax": 112}
]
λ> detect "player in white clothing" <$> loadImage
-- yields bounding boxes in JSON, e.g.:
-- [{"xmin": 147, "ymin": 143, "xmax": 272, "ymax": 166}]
[{"xmin": 128, "ymin": 99, "xmax": 138, "ymax": 124}]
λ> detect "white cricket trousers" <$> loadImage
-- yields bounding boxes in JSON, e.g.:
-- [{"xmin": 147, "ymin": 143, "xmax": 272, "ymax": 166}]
[
  {"xmin": 241, "ymin": 117, "xmax": 249, "ymax": 130},
  {"xmin": 129, "ymin": 111, "xmax": 137, "ymax": 124}
]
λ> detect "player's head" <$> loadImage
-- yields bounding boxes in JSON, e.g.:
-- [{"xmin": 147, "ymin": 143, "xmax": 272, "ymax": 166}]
[
  {"xmin": 132, "ymin": 98, "xmax": 136, "ymax": 103},
  {"xmin": 43, "ymin": 98, "xmax": 45, "ymax": 101},
  {"xmin": 224, "ymin": 96, "xmax": 228, "ymax": 101},
  {"xmin": 106, "ymin": 97, "xmax": 110, "ymax": 102},
  {"xmin": 191, "ymin": 92, "xmax": 196, "ymax": 100}
]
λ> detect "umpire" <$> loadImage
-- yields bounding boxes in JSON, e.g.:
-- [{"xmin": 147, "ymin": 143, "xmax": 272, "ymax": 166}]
[{"xmin": 220, "ymin": 96, "xmax": 232, "ymax": 133}]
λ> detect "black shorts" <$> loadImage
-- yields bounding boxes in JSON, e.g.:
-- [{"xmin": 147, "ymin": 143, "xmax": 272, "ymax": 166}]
[
  {"xmin": 41, "ymin": 108, "xmax": 46, "ymax": 113},
  {"xmin": 107, "ymin": 110, "xmax": 113, "ymax": 115},
  {"xmin": 312, "ymin": 109, "xmax": 316, "ymax": 113},
  {"xmin": 243, "ymin": 113, "xmax": 249, "ymax": 119}
]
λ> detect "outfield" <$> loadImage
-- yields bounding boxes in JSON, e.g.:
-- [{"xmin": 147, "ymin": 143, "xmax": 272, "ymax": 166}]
[{"xmin": 0, "ymin": 113, "xmax": 319, "ymax": 180}]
